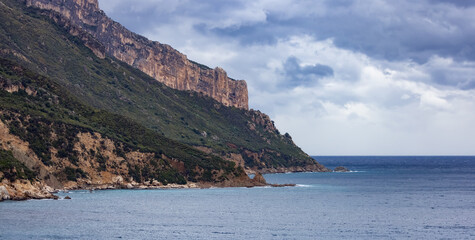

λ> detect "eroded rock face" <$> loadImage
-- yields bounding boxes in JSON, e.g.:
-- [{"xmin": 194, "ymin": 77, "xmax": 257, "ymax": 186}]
[
  {"xmin": 0, "ymin": 120, "xmax": 63, "ymax": 189},
  {"xmin": 0, "ymin": 179, "xmax": 58, "ymax": 201},
  {"xmin": 25, "ymin": 0, "xmax": 249, "ymax": 109}
]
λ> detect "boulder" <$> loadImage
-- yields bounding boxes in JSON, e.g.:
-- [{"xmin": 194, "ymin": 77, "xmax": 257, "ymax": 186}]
[
  {"xmin": 112, "ymin": 175, "xmax": 124, "ymax": 184},
  {"xmin": 64, "ymin": 196, "xmax": 71, "ymax": 199},
  {"xmin": 334, "ymin": 166, "xmax": 350, "ymax": 172},
  {"xmin": 0, "ymin": 186, "xmax": 10, "ymax": 201}
]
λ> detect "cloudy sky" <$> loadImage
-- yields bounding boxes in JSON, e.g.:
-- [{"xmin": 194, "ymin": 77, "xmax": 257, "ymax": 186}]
[{"xmin": 99, "ymin": 0, "xmax": 475, "ymax": 155}]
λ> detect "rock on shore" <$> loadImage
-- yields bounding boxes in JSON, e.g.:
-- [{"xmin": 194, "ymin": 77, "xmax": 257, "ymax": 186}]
[
  {"xmin": 334, "ymin": 166, "xmax": 350, "ymax": 172},
  {"xmin": 0, "ymin": 185, "xmax": 10, "ymax": 201},
  {"xmin": 0, "ymin": 180, "xmax": 58, "ymax": 201}
]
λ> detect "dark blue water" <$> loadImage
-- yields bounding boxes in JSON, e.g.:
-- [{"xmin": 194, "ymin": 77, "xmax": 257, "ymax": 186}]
[{"xmin": 1, "ymin": 156, "xmax": 474, "ymax": 239}]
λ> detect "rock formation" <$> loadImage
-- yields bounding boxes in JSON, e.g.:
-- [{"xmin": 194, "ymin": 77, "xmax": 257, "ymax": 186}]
[
  {"xmin": 0, "ymin": 179, "xmax": 58, "ymax": 201},
  {"xmin": 334, "ymin": 166, "xmax": 350, "ymax": 172},
  {"xmin": 251, "ymin": 172, "xmax": 267, "ymax": 185},
  {"xmin": 25, "ymin": 0, "xmax": 249, "ymax": 109},
  {"xmin": 0, "ymin": 185, "xmax": 10, "ymax": 201}
]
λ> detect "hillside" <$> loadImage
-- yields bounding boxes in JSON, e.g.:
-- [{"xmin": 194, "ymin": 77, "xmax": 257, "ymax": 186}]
[
  {"xmin": 0, "ymin": 0, "xmax": 326, "ymax": 173},
  {"xmin": 0, "ymin": 58, "xmax": 264, "ymax": 200},
  {"xmin": 0, "ymin": 0, "xmax": 327, "ymax": 200}
]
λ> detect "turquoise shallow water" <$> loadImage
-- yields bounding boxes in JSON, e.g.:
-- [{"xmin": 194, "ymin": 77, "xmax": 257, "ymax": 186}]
[{"xmin": 1, "ymin": 156, "xmax": 474, "ymax": 239}]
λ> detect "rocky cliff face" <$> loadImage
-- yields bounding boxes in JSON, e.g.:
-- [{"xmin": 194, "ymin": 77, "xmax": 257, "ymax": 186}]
[
  {"xmin": 25, "ymin": 0, "xmax": 249, "ymax": 109},
  {"xmin": 0, "ymin": 112, "xmax": 259, "ymax": 201}
]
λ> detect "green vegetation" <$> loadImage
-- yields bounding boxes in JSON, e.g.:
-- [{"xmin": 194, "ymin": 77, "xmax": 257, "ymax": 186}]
[
  {"xmin": 63, "ymin": 167, "xmax": 87, "ymax": 181},
  {"xmin": 0, "ymin": 149, "xmax": 36, "ymax": 182},
  {"xmin": 128, "ymin": 163, "xmax": 187, "ymax": 185},
  {"xmin": 0, "ymin": 58, "xmax": 242, "ymax": 183},
  {"xmin": 0, "ymin": 0, "xmax": 316, "ymax": 175}
]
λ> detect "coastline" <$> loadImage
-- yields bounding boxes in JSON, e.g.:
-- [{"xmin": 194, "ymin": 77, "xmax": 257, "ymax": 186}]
[
  {"xmin": 3, "ymin": 156, "xmax": 473, "ymax": 239},
  {"xmin": 0, "ymin": 172, "xmax": 297, "ymax": 201}
]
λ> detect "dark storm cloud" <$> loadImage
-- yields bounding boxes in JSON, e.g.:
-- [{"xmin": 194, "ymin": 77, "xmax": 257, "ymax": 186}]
[{"xmin": 283, "ymin": 57, "xmax": 333, "ymax": 87}]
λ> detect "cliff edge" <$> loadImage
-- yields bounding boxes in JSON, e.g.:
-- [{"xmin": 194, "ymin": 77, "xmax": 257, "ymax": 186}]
[{"xmin": 26, "ymin": 0, "xmax": 249, "ymax": 109}]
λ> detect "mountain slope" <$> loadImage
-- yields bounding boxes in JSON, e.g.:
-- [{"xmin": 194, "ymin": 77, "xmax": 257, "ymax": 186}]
[
  {"xmin": 0, "ymin": 0, "xmax": 327, "ymax": 174},
  {"xmin": 0, "ymin": 57, "xmax": 263, "ymax": 200}
]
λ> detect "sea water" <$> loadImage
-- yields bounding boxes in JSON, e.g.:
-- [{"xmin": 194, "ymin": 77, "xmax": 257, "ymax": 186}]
[{"xmin": 0, "ymin": 156, "xmax": 474, "ymax": 239}]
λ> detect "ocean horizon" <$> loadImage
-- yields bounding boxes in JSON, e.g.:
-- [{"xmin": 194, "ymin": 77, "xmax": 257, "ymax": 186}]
[{"xmin": 1, "ymin": 156, "xmax": 474, "ymax": 239}]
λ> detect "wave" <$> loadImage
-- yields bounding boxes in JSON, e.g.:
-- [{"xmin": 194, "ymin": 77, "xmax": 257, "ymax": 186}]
[
  {"xmin": 253, "ymin": 186, "xmax": 272, "ymax": 189},
  {"xmin": 333, "ymin": 170, "xmax": 366, "ymax": 173}
]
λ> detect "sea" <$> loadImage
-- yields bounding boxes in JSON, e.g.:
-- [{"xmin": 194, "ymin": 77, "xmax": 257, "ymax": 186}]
[{"xmin": 1, "ymin": 156, "xmax": 474, "ymax": 239}]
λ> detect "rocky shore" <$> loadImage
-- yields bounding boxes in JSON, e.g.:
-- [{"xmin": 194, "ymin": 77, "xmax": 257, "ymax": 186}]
[
  {"xmin": 0, "ymin": 173, "xmax": 292, "ymax": 202},
  {"xmin": 0, "ymin": 179, "xmax": 58, "ymax": 201}
]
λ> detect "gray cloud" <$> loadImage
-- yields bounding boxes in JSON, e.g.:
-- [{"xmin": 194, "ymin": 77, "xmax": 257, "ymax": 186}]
[
  {"xmin": 430, "ymin": 67, "xmax": 475, "ymax": 90},
  {"xmin": 102, "ymin": 0, "xmax": 475, "ymax": 66},
  {"xmin": 428, "ymin": 0, "xmax": 475, "ymax": 7},
  {"xmin": 100, "ymin": 0, "xmax": 246, "ymax": 36},
  {"xmin": 209, "ymin": 0, "xmax": 475, "ymax": 63},
  {"xmin": 283, "ymin": 57, "xmax": 333, "ymax": 87}
]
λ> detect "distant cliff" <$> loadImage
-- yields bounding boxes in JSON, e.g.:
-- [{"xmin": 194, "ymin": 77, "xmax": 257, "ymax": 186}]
[{"xmin": 25, "ymin": 0, "xmax": 249, "ymax": 109}]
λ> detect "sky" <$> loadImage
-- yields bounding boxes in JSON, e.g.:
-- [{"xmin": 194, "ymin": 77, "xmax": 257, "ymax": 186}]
[{"xmin": 99, "ymin": 0, "xmax": 475, "ymax": 155}]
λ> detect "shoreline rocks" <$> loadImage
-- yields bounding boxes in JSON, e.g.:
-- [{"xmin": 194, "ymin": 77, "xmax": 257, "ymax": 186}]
[
  {"xmin": 0, "ymin": 180, "xmax": 59, "ymax": 201},
  {"xmin": 1, "ymin": 170, "xmax": 310, "ymax": 202},
  {"xmin": 0, "ymin": 179, "xmax": 297, "ymax": 202},
  {"xmin": 334, "ymin": 166, "xmax": 350, "ymax": 172},
  {"xmin": 0, "ymin": 186, "xmax": 10, "ymax": 201}
]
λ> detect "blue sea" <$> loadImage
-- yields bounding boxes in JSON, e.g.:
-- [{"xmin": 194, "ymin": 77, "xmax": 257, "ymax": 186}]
[{"xmin": 1, "ymin": 156, "xmax": 474, "ymax": 239}]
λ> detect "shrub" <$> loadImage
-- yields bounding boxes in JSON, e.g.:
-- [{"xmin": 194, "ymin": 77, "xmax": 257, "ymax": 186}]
[
  {"xmin": 0, "ymin": 150, "xmax": 36, "ymax": 181},
  {"xmin": 63, "ymin": 167, "xmax": 87, "ymax": 181}
]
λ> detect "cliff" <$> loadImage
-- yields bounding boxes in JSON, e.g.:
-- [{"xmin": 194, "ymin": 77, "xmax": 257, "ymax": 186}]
[
  {"xmin": 25, "ymin": 0, "xmax": 249, "ymax": 109},
  {"xmin": 0, "ymin": 0, "xmax": 328, "ymax": 197}
]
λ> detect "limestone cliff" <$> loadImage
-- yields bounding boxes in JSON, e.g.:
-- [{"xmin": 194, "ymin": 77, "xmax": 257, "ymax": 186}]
[{"xmin": 25, "ymin": 0, "xmax": 249, "ymax": 109}]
